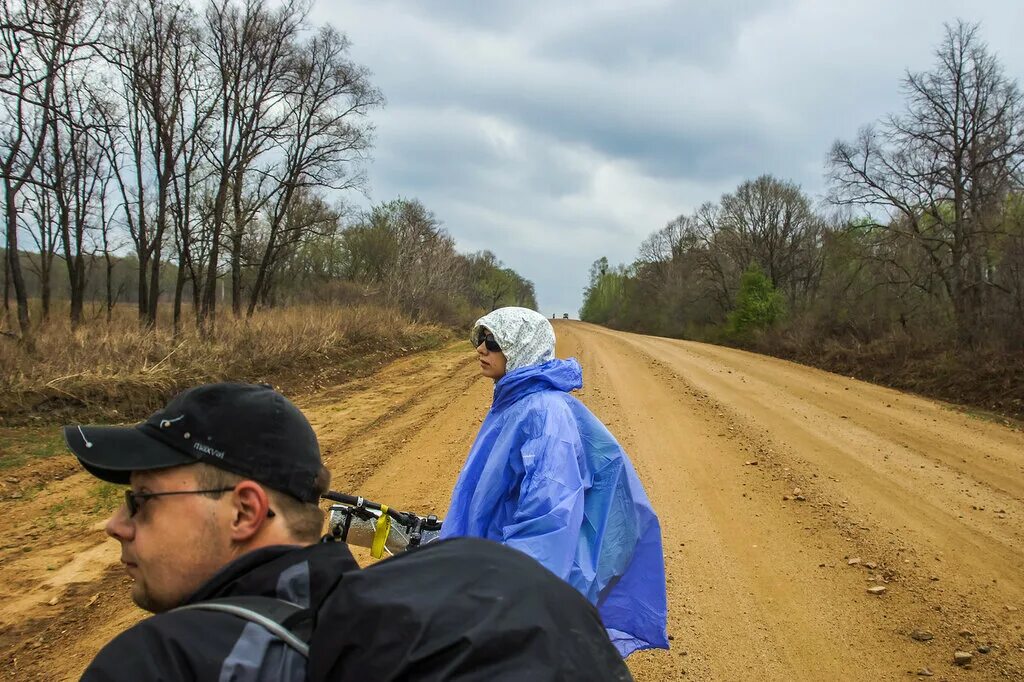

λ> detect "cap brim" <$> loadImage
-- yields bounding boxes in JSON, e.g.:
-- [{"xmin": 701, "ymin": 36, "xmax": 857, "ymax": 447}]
[{"xmin": 63, "ymin": 424, "xmax": 196, "ymax": 484}]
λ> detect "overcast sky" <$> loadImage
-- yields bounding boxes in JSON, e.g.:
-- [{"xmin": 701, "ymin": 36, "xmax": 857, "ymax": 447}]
[{"xmin": 310, "ymin": 1, "xmax": 1024, "ymax": 317}]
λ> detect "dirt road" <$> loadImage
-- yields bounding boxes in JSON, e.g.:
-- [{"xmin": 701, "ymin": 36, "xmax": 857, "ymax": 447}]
[{"xmin": 2, "ymin": 321, "xmax": 1023, "ymax": 680}]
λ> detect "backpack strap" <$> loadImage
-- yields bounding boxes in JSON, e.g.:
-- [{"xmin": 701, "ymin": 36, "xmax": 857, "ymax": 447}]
[{"xmin": 173, "ymin": 596, "xmax": 312, "ymax": 657}]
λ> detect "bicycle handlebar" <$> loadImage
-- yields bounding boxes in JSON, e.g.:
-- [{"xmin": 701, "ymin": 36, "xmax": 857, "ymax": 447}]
[{"xmin": 322, "ymin": 490, "xmax": 439, "ymax": 530}]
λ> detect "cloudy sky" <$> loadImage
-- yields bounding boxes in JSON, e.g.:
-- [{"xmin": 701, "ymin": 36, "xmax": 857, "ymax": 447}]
[{"xmin": 310, "ymin": 1, "xmax": 1024, "ymax": 317}]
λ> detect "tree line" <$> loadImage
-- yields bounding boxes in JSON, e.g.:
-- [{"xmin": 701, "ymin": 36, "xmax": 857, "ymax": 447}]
[
  {"xmin": 1, "ymin": 0, "xmax": 535, "ymax": 342},
  {"xmin": 581, "ymin": 22, "xmax": 1024, "ymax": 352}
]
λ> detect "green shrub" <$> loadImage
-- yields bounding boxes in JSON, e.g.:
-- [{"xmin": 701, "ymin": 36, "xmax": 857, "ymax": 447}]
[{"xmin": 727, "ymin": 264, "xmax": 786, "ymax": 337}]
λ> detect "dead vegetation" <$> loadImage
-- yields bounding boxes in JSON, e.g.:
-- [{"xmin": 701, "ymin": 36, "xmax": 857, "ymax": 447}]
[
  {"xmin": 747, "ymin": 332, "xmax": 1024, "ymax": 423},
  {"xmin": 0, "ymin": 302, "xmax": 450, "ymax": 426}
]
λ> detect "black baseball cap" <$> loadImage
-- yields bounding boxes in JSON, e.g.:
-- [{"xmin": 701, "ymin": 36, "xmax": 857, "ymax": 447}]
[{"xmin": 63, "ymin": 383, "xmax": 324, "ymax": 503}]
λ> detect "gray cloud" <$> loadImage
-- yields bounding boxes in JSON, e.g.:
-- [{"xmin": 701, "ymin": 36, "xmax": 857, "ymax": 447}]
[
  {"xmin": 532, "ymin": 2, "xmax": 789, "ymax": 71},
  {"xmin": 311, "ymin": 0, "xmax": 1024, "ymax": 317}
]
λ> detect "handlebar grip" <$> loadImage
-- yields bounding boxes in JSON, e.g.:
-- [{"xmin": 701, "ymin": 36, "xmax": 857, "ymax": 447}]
[
  {"xmin": 323, "ymin": 491, "xmax": 415, "ymax": 525},
  {"xmin": 322, "ymin": 491, "xmax": 360, "ymax": 505}
]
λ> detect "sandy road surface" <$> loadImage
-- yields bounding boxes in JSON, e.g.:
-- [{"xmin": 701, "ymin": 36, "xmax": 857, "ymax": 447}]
[{"xmin": 2, "ymin": 321, "xmax": 1023, "ymax": 680}]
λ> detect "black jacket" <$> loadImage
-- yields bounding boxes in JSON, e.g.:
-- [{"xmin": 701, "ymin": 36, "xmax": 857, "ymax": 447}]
[
  {"xmin": 80, "ymin": 541, "xmax": 357, "ymax": 681},
  {"xmin": 81, "ymin": 538, "xmax": 632, "ymax": 681}
]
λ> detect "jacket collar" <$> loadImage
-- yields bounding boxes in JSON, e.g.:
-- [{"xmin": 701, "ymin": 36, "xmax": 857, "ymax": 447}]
[
  {"xmin": 491, "ymin": 358, "xmax": 583, "ymax": 413},
  {"xmin": 185, "ymin": 542, "xmax": 359, "ymax": 607}
]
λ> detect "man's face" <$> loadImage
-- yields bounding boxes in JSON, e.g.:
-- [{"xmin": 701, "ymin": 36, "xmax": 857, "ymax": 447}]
[{"xmin": 105, "ymin": 465, "xmax": 235, "ymax": 613}]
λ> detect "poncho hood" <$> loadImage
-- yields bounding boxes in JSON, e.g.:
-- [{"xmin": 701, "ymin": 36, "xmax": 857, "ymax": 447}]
[{"xmin": 474, "ymin": 307, "xmax": 555, "ymax": 373}]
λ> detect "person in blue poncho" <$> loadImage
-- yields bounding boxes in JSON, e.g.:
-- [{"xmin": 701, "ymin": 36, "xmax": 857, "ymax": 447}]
[{"xmin": 439, "ymin": 306, "xmax": 669, "ymax": 658}]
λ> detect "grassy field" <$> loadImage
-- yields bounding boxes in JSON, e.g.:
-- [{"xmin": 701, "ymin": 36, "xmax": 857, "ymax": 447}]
[
  {"xmin": 0, "ymin": 428, "xmax": 65, "ymax": 470},
  {"xmin": 0, "ymin": 301, "xmax": 451, "ymax": 426}
]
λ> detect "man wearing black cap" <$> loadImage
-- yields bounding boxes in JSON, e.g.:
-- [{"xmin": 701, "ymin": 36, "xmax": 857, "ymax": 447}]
[
  {"xmin": 66, "ymin": 382, "xmax": 347, "ymax": 680},
  {"xmin": 66, "ymin": 382, "xmax": 634, "ymax": 682}
]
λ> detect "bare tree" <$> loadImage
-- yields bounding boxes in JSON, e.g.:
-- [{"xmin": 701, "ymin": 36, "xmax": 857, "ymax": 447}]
[
  {"xmin": 96, "ymin": 162, "xmax": 121, "ymax": 322},
  {"xmin": 24, "ymin": 164, "xmax": 58, "ymax": 318},
  {"xmin": 168, "ymin": 24, "xmax": 216, "ymax": 334},
  {"xmin": 2, "ymin": 212, "xmax": 8, "ymax": 324},
  {"xmin": 635, "ymin": 216, "xmax": 698, "ymax": 301},
  {"xmin": 200, "ymin": 0, "xmax": 307, "ymax": 328},
  {"xmin": 716, "ymin": 175, "xmax": 824, "ymax": 307},
  {"xmin": 384, "ymin": 199, "xmax": 459, "ymax": 316},
  {"xmin": 245, "ymin": 24, "xmax": 382, "ymax": 316},
  {"xmin": 248, "ymin": 189, "xmax": 340, "ymax": 308},
  {"xmin": 829, "ymin": 21, "xmax": 1024, "ymax": 346},
  {"xmin": 46, "ymin": 75, "xmax": 113, "ymax": 326},
  {"xmin": 690, "ymin": 201, "xmax": 739, "ymax": 316},
  {"xmin": 0, "ymin": 0, "xmax": 99, "ymax": 340},
  {"xmin": 107, "ymin": 0, "xmax": 204, "ymax": 327}
]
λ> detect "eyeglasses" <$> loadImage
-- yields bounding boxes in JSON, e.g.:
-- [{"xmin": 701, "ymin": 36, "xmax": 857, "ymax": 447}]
[
  {"xmin": 124, "ymin": 487, "xmax": 276, "ymax": 518},
  {"xmin": 124, "ymin": 487, "xmax": 235, "ymax": 516},
  {"xmin": 473, "ymin": 330, "xmax": 501, "ymax": 352}
]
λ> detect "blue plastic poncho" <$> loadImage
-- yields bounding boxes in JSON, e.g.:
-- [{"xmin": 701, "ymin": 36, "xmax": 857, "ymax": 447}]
[{"xmin": 440, "ymin": 356, "xmax": 669, "ymax": 657}]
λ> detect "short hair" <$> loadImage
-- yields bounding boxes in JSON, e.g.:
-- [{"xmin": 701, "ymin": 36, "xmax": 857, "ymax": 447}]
[{"xmin": 192, "ymin": 462, "xmax": 330, "ymax": 543}]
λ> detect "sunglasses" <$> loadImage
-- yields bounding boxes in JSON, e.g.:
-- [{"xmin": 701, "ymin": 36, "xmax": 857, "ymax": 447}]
[
  {"xmin": 473, "ymin": 330, "xmax": 501, "ymax": 352},
  {"xmin": 123, "ymin": 486, "xmax": 275, "ymax": 519}
]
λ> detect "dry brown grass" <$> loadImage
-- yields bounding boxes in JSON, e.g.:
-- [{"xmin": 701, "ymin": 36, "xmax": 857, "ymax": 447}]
[
  {"xmin": 745, "ymin": 330, "xmax": 1024, "ymax": 423},
  {"xmin": 0, "ymin": 301, "xmax": 450, "ymax": 425}
]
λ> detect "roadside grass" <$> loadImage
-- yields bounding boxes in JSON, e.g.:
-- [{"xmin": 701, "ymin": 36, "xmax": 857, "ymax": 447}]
[
  {"xmin": 1, "ymin": 302, "xmax": 451, "ymax": 425},
  {"xmin": 16, "ymin": 481, "xmax": 47, "ymax": 502},
  {"xmin": 743, "ymin": 331, "xmax": 1024, "ymax": 423},
  {"xmin": 953, "ymin": 404, "xmax": 1024, "ymax": 431},
  {"xmin": 0, "ymin": 428, "xmax": 65, "ymax": 470},
  {"xmin": 49, "ymin": 498, "xmax": 73, "ymax": 515},
  {"xmin": 28, "ymin": 482, "xmax": 117, "ymax": 532},
  {"xmin": 89, "ymin": 482, "xmax": 122, "ymax": 514}
]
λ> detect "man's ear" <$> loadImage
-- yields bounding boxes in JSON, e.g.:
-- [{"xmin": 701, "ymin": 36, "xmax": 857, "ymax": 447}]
[{"xmin": 229, "ymin": 481, "xmax": 272, "ymax": 542}]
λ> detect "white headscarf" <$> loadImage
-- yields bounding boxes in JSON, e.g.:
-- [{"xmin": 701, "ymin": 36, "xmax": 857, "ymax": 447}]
[{"xmin": 473, "ymin": 307, "xmax": 556, "ymax": 373}]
